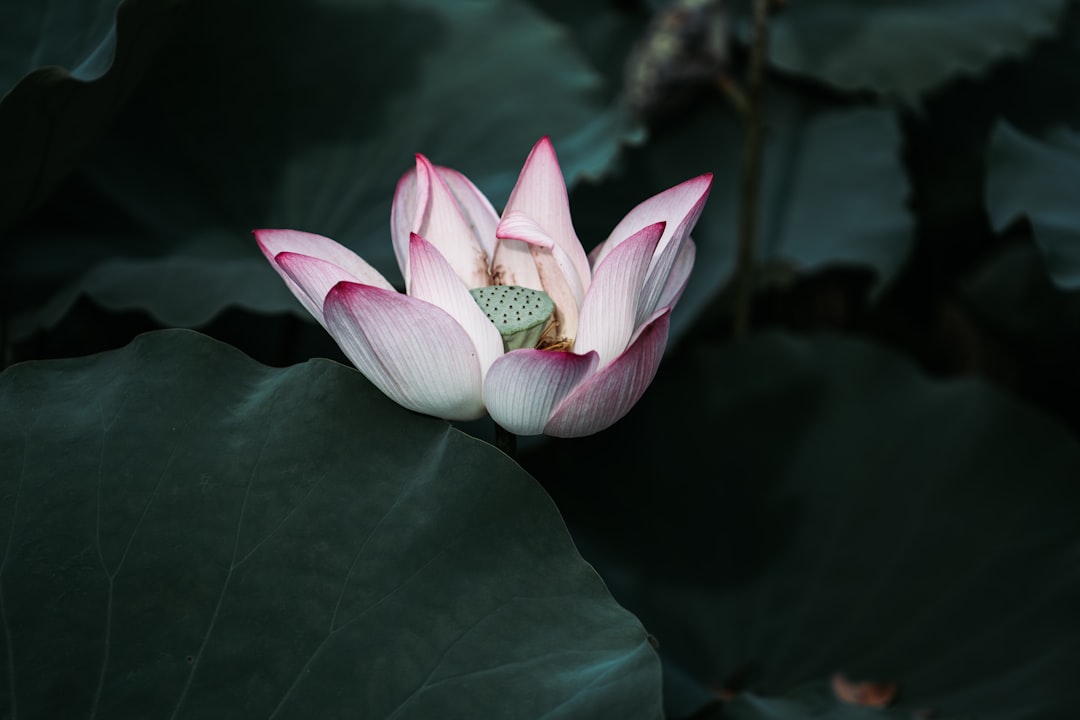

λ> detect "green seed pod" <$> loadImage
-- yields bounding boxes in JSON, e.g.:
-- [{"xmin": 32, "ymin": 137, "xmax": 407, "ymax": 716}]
[{"xmin": 469, "ymin": 285, "xmax": 555, "ymax": 351}]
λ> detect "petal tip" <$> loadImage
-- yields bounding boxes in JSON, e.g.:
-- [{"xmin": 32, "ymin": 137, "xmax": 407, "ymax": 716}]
[
  {"xmin": 327, "ymin": 278, "xmax": 362, "ymax": 301},
  {"xmin": 252, "ymin": 227, "xmax": 278, "ymax": 244},
  {"xmin": 407, "ymin": 231, "xmax": 436, "ymax": 255},
  {"xmin": 688, "ymin": 172, "xmax": 714, "ymax": 189},
  {"xmin": 254, "ymin": 228, "xmax": 327, "ymax": 258},
  {"xmin": 415, "ymin": 153, "xmax": 437, "ymax": 175},
  {"xmin": 529, "ymin": 135, "xmax": 558, "ymax": 161},
  {"xmin": 253, "ymin": 228, "xmax": 271, "ymax": 250}
]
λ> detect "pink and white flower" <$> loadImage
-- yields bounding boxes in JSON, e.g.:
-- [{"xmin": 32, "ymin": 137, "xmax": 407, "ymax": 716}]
[{"xmin": 256, "ymin": 137, "xmax": 711, "ymax": 438}]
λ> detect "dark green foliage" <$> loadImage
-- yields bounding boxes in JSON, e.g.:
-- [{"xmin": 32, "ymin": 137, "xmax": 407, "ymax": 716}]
[
  {"xmin": 4, "ymin": 0, "xmax": 1080, "ymax": 717},
  {"xmin": 986, "ymin": 121, "xmax": 1080, "ymax": 288},
  {"xmin": 6, "ymin": 0, "xmax": 639, "ymax": 337},
  {"xmin": 0, "ymin": 0, "xmax": 188, "ymax": 235},
  {"xmin": 526, "ymin": 334, "xmax": 1080, "ymax": 720},
  {"xmin": 760, "ymin": 0, "xmax": 1070, "ymax": 98},
  {"xmin": 0, "ymin": 330, "xmax": 662, "ymax": 719}
]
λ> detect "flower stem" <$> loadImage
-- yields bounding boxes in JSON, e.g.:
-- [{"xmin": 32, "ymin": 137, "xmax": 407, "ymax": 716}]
[
  {"xmin": 732, "ymin": 0, "xmax": 771, "ymax": 338},
  {"xmin": 494, "ymin": 424, "xmax": 518, "ymax": 459}
]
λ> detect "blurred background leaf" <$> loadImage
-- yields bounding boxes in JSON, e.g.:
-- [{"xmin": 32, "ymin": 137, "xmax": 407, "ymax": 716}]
[
  {"xmin": 5, "ymin": 1, "xmax": 1080, "ymax": 717},
  {"xmin": 742, "ymin": 0, "xmax": 1070, "ymax": 99},
  {"xmin": 7, "ymin": 0, "xmax": 641, "ymax": 341},
  {"xmin": 572, "ymin": 82, "xmax": 910, "ymax": 343},
  {"xmin": 0, "ymin": 0, "xmax": 189, "ymax": 235},
  {"xmin": 985, "ymin": 121, "xmax": 1080, "ymax": 289},
  {"xmin": 955, "ymin": 242, "xmax": 1080, "ymax": 437},
  {"xmin": 894, "ymin": 0, "xmax": 1080, "ymax": 286},
  {"xmin": 0, "ymin": 329, "xmax": 663, "ymax": 719}
]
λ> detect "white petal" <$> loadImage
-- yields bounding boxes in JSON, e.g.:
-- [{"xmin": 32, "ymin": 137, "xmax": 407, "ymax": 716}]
[
  {"xmin": 531, "ymin": 241, "xmax": 584, "ymax": 343},
  {"xmin": 594, "ymin": 174, "xmax": 713, "ymax": 266},
  {"xmin": 414, "ymin": 154, "xmax": 491, "ymax": 289},
  {"xmin": 654, "ymin": 237, "xmax": 696, "ymax": 312},
  {"xmin": 545, "ymin": 308, "xmax": 671, "ymax": 438},
  {"xmin": 501, "ymin": 137, "xmax": 591, "ymax": 294},
  {"xmin": 575, "ymin": 222, "xmax": 664, "ymax": 367},
  {"xmin": 323, "ymin": 282, "xmax": 487, "ymax": 421},
  {"xmin": 485, "ymin": 349, "xmax": 598, "ymax": 436},
  {"xmin": 437, "ymin": 166, "xmax": 501, "ymax": 261},
  {"xmin": 591, "ymin": 174, "xmax": 712, "ymax": 323},
  {"xmin": 256, "ymin": 229, "xmax": 394, "ymax": 326},
  {"xmin": 496, "ymin": 211, "xmax": 585, "ymax": 339},
  {"xmin": 408, "ymin": 233, "xmax": 505, "ymax": 378},
  {"xmin": 496, "ymin": 210, "xmax": 555, "ymax": 249},
  {"xmin": 390, "ymin": 169, "xmax": 420, "ymax": 281},
  {"xmin": 491, "ymin": 238, "xmax": 543, "ymax": 290}
]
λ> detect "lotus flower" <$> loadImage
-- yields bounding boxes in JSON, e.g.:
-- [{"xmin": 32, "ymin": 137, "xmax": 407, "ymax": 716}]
[{"xmin": 256, "ymin": 137, "xmax": 711, "ymax": 437}]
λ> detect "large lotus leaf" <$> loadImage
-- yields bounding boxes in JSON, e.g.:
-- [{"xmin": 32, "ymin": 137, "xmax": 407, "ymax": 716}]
[
  {"xmin": 0, "ymin": 329, "xmax": 662, "ymax": 719},
  {"xmin": 0, "ymin": 0, "xmax": 187, "ymax": 234},
  {"xmin": 986, "ymin": 120, "xmax": 1080, "ymax": 289},
  {"xmin": 749, "ymin": 0, "xmax": 1069, "ymax": 99},
  {"xmin": 570, "ymin": 86, "xmax": 911, "ymax": 341},
  {"xmin": 525, "ymin": 333, "xmax": 1080, "ymax": 719},
  {"xmin": 8, "ymin": 0, "xmax": 636, "ymax": 338}
]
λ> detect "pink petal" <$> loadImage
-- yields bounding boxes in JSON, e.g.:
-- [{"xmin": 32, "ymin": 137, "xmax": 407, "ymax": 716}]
[
  {"xmin": 594, "ymin": 174, "xmax": 713, "ymax": 265},
  {"xmin": 591, "ymin": 174, "xmax": 712, "ymax": 322},
  {"xmin": 413, "ymin": 154, "xmax": 491, "ymax": 289},
  {"xmin": 390, "ymin": 169, "xmax": 420, "ymax": 281},
  {"xmin": 587, "ymin": 240, "xmax": 605, "ymax": 268},
  {"xmin": 323, "ymin": 282, "xmax": 487, "ymax": 421},
  {"xmin": 256, "ymin": 229, "xmax": 394, "ymax": 325},
  {"xmin": 544, "ymin": 308, "xmax": 671, "ymax": 438},
  {"xmin": 408, "ymin": 233, "xmax": 505, "ymax": 378},
  {"xmin": 635, "ymin": 225, "xmax": 698, "ymax": 326},
  {"xmin": 575, "ymin": 222, "xmax": 664, "ymax": 367},
  {"xmin": 495, "ymin": 212, "xmax": 588, "ymax": 340},
  {"xmin": 654, "ymin": 238, "xmax": 697, "ymax": 312},
  {"xmin": 256, "ymin": 229, "xmax": 394, "ymax": 289},
  {"xmin": 485, "ymin": 349, "xmax": 599, "ymax": 436},
  {"xmin": 495, "ymin": 211, "xmax": 555, "ymax": 249},
  {"xmin": 437, "ymin": 167, "xmax": 501, "ymax": 261},
  {"xmin": 500, "ymin": 137, "xmax": 591, "ymax": 294},
  {"xmin": 275, "ymin": 252, "xmax": 363, "ymax": 327}
]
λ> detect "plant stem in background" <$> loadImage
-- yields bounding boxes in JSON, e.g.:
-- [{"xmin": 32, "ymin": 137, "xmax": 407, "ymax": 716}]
[
  {"xmin": 732, "ymin": 0, "xmax": 771, "ymax": 337},
  {"xmin": 495, "ymin": 424, "xmax": 518, "ymax": 460}
]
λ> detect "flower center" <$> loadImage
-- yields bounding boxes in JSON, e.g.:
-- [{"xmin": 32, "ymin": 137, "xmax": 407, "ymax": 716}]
[{"xmin": 469, "ymin": 285, "xmax": 555, "ymax": 352}]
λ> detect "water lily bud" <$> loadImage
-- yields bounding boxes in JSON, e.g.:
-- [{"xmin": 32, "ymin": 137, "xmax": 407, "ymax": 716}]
[{"xmin": 469, "ymin": 285, "xmax": 555, "ymax": 351}]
